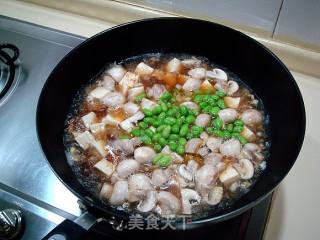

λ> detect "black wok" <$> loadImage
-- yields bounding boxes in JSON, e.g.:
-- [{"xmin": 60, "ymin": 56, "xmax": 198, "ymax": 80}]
[{"xmin": 37, "ymin": 17, "xmax": 305, "ymax": 234}]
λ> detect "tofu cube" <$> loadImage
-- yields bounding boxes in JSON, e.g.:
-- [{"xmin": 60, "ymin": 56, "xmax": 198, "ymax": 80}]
[
  {"xmin": 94, "ymin": 159, "xmax": 115, "ymax": 177},
  {"xmin": 81, "ymin": 112, "xmax": 97, "ymax": 128},
  {"xmin": 75, "ymin": 131, "xmax": 96, "ymax": 150},
  {"xmin": 119, "ymin": 119, "xmax": 134, "ymax": 132},
  {"xmin": 107, "ymin": 65, "xmax": 126, "ymax": 82},
  {"xmin": 123, "ymin": 102, "xmax": 140, "ymax": 116},
  {"xmin": 102, "ymin": 114, "xmax": 122, "ymax": 126},
  {"xmin": 89, "ymin": 87, "xmax": 110, "ymax": 100},
  {"xmin": 89, "ymin": 123, "xmax": 105, "ymax": 134},
  {"xmin": 119, "ymin": 72, "xmax": 140, "ymax": 94},
  {"xmin": 135, "ymin": 62, "xmax": 154, "ymax": 75}
]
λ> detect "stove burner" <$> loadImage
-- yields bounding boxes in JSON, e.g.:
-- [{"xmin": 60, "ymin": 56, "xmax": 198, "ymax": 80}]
[{"xmin": 0, "ymin": 44, "xmax": 20, "ymax": 105}]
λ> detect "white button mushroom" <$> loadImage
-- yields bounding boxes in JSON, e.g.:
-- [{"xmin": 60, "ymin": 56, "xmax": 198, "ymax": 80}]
[
  {"xmin": 99, "ymin": 183, "xmax": 113, "ymax": 200},
  {"xmin": 181, "ymin": 188, "xmax": 201, "ymax": 214},
  {"xmin": 197, "ymin": 147, "xmax": 210, "ymax": 157},
  {"xmin": 205, "ymin": 137, "xmax": 222, "ymax": 152},
  {"xmin": 204, "ymin": 153, "xmax": 222, "ymax": 166},
  {"xmin": 241, "ymin": 109, "xmax": 263, "ymax": 126},
  {"xmin": 181, "ymin": 58, "xmax": 201, "ymax": 67},
  {"xmin": 166, "ymin": 58, "xmax": 181, "ymax": 73},
  {"xmin": 224, "ymin": 97, "xmax": 240, "ymax": 109},
  {"xmin": 151, "ymin": 169, "xmax": 169, "ymax": 187},
  {"xmin": 207, "ymin": 186, "xmax": 223, "ymax": 205},
  {"xmin": 195, "ymin": 113, "xmax": 211, "ymax": 127},
  {"xmin": 94, "ymin": 159, "xmax": 115, "ymax": 177},
  {"xmin": 219, "ymin": 138, "xmax": 241, "ymax": 157},
  {"xmin": 135, "ymin": 62, "xmax": 154, "ymax": 75},
  {"xmin": 157, "ymin": 191, "xmax": 181, "ymax": 215},
  {"xmin": 109, "ymin": 180, "xmax": 128, "ymax": 205},
  {"xmin": 134, "ymin": 146, "xmax": 156, "ymax": 164},
  {"xmin": 180, "ymin": 101, "xmax": 199, "ymax": 110},
  {"xmin": 233, "ymin": 159, "xmax": 254, "ymax": 180},
  {"xmin": 206, "ymin": 68, "xmax": 228, "ymax": 81},
  {"xmin": 177, "ymin": 164, "xmax": 193, "ymax": 182},
  {"xmin": 185, "ymin": 138, "xmax": 203, "ymax": 154},
  {"xmin": 116, "ymin": 159, "xmax": 140, "ymax": 178},
  {"xmin": 195, "ymin": 164, "xmax": 218, "ymax": 187},
  {"xmin": 227, "ymin": 81, "xmax": 239, "ymax": 95},
  {"xmin": 218, "ymin": 108, "xmax": 238, "ymax": 123}
]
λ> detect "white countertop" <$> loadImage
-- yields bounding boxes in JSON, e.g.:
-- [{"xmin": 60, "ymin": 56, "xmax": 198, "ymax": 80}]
[{"xmin": 1, "ymin": 1, "xmax": 320, "ymax": 239}]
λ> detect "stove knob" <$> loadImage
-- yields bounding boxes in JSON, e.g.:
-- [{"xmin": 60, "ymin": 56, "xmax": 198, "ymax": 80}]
[{"xmin": 0, "ymin": 209, "xmax": 23, "ymax": 239}]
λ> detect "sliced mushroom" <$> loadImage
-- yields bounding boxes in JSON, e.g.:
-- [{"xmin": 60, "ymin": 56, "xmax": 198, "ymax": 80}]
[
  {"xmin": 181, "ymin": 58, "xmax": 201, "ymax": 67},
  {"xmin": 187, "ymin": 160, "xmax": 199, "ymax": 175},
  {"xmin": 151, "ymin": 169, "xmax": 169, "ymax": 187},
  {"xmin": 137, "ymin": 190, "xmax": 157, "ymax": 212},
  {"xmin": 180, "ymin": 101, "xmax": 199, "ymax": 110},
  {"xmin": 157, "ymin": 191, "xmax": 181, "ymax": 215},
  {"xmin": 218, "ymin": 108, "xmax": 238, "ymax": 123},
  {"xmin": 182, "ymin": 78, "xmax": 202, "ymax": 91},
  {"xmin": 206, "ymin": 68, "xmax": 228, "ymax": 81},
  {"xmin": 188, "ymin": 67, "xmax": 206, "ymax": 79},
  {"xmin": 219, "ymin": 166, "xmax": 240, "ymax": 185},
  {"xmin": 116, "ymin": 159, "xmax": 140, "ymax": 178},
  {"xmin": 204, "ymin": 153, "xmax": 222, "ymax": 166},
  {"xmin": 206, "ymin": 137, "xmax": 222, "ymax": 152},
  {"xmin": 207, "ymin": 186, "xmax": 223, "ymax": 205},
  {"xmin": 197, "ymin": 147, "xmax": 210, "ymax": 157},
  {"xmin": 134, "ymin": 146, "xmax": 156, "ymax": 164},
  {"xmin": 226, "ymin": 81, "xmax": 239, "ymax": 95},
  {"xmin": 195, "ymin": 164, "xmax": 218, "ymax": 187},
  {"xmin": 219, "ymin": 138, "xmax": 241, "ymax": 157},
  {"xmin": 241, "ymin": 125, "xmax": 255, "ymax": 141},
  {"xmin": 177, "ymin": 164, "xmax": 193, "ymax": 182},
  {"xmin": 233, "ymin": 159, "xmax": 254, "ymax": 179},
  {"xmin": 181, "ymin": 188, "xmax": 201, "ymax": 214}
]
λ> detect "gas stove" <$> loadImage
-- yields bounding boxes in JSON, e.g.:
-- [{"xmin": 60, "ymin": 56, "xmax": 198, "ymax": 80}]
[{"xmin": 0, "ymin": 16, "xmax": 272, "ymax": 239}]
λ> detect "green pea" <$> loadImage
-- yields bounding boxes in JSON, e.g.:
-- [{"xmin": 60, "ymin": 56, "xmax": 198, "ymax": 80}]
[
  {"xmin": 203, "ymin": 95, "xmax": 210, "ymax": 102},
  {"xmin": 158, "ymin": 112, "xmax": 166, "ymax": 120},
  {"xmin": 160, "ymin": 102, "xmax": 168, "ymax": 112},
  {"xmin": 171, "ymin": 124, "xmax": 180, "ymax": 134},
  {"xmin": 212, "ymin": 94, "xmax": 219, "ymax": 101},
  {"xmin": 176, "ymin": 116, "xmax": 185, "ymax": 125},
  {"xmin": 162, "ymin": 126, "xmax": 171, "ymax": 138},
  {"xmin": 152, "ymin": 154, "xmax": 164, "ymax": 165},
  {"xmin": 199, "ymin": 102, "xmax": 207, "ymax": 109},
  {"xmin": 222, "ymin": 130, "xmax": 231, "ymax": 139},
  {"xmin": 135, "ymin": 93, "xmax": 146, "ymax": 102},
  {"xmin": 185, "ymin": 115, "xmax": 195, "ymax": 124},
  {"xmin": 186, "ymin": 132, "xmax": 193, "ymax": 140},
  {"xmin": 207, "ymin": 127, "xmax": 215, "ymax": 134},
  {"xmin": 164, "ymin": 117, "xmax": 176, "ymax": 125},
  {"xmin": 226, "ymin": 123, "xmax": 234, "ymax": 132},
  {"xmin": 143, "ymin": 117, "xmax": 154, "ymax": 125},
  {"xmin": 145, "ymin": 128, "xmax": 154, "ymax": 138},
  {"xmin": 179, "ymin": 106, "xmax": 189, "ymax": 116},
  {"xmin": 154, "ymin": 144, "xmax": 162, "ymax": 153},
  {"xmin": 203, "ymin": 106, "xmax": 212, "ymax": 113},
  {"xmin": 192, "ymin": 125, "xmax": 203, "ymax": 133},
  {"xmin": 179, "ymin": 124, "xmax": 189, "ymax": 136},
  {"xmin": 209, "ymin": 106, "xmax": 220, "ymax": 117},
  {"xmin": 138, "ymin": 122, "xmax": 148, "ymax": 129},
  {"xmin": 152, "ymin": 133, "xmax": 161, "ymax": 143},
  {"xmin": 193, "ymin": 95, "xmax": 203, "ymax": 103},
  {"xmin": 142, "ymin": 108, "xmax": 153, "ymax": 117},
  {"xmin": 158, "ymin": 137, "xmax": 167, "ymax": 147},
  {"xmin": 208, "ymin": 98, "xmax": 216, "ymax": 106},
  {"xmin": 192, "ymin": 131, "xmax": 201, "ymax": 138},
  {"xmin": 216, "ymin": 90, "xmax": 226, "ymax": 97},
  {"xmin": 232, "ymin": 132, "xmax": 241, "ymax": 138},
  {"xmin": 217, "ymin": 99, "xmax": 225, "ymax": 109},
  {"xmin": 234, "ymin": 119, "xmax": 244, "ymax": 126},
  {"xmin": 213, "ymin": 130, "xmax": 224, "ymax": 138},
  {"xmin": 157, "ymin": 125, "xmax": 166, "ymax": 133},
  {"xmin": 152, "ymin": 105, "xmax": 162, "ymax": 115},
  {"xmin": 167, "ymin": 109, "xmax": 177, "ymax": 117},
  {"xmin": 158, "ymin": 155, "xmax": 172, "ymax": 167},
  {"xmin": 169, "ymin": 142, "xmax": 178, "ymax": 151},
  {"xmin": 238, "ymin": 136, "xmax": 248, "ymax": 144},
  {"xmin": 190, "ymin": 109, "xmax": 199, "ymax": 116},
  {"xmin": 213, "ymin": 117, "xmax": 223, "ymax": 130},
  {"xmin": 131, "ymin": 129, "xmax": 142, "ymax": 137},
  {"xmin": 169, "ymin": 134, "xmax": 179, "ymax": 141},
  {"xmin": 153, "ymin": 120, "xmax": 161, "ymax": 128},
  {"xmin": 178, "ymin": 138, "xmax": 187, "ymax": 146},
  {"xmin": 176, "ymin": 145, "xmax": 185, "ymax": 155},
  {"xmin": 140, "ymin": 135, "xmax": 152, "ymax": 145},
  {"xmin": 160, "ymin": 92, "xmax": 173, "ymax": 102},
  {"xmin": 233, "ymin": 125, "xmax": 244, "ymax": 133},
  {"xmin": 166, "ymin": 102, "xmax": 172, "ymax": 108}
]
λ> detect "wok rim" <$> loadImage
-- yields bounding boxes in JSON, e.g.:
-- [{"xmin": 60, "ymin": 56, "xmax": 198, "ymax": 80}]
[{"xmin": 36, "ymin": 17, "xmax": 306, "ymax": 225}]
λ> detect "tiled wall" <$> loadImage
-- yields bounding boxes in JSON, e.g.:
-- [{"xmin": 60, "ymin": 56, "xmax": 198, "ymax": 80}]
[{"xmin": 125, "ymin": 0, "xmax": 320, "ymax": 51}]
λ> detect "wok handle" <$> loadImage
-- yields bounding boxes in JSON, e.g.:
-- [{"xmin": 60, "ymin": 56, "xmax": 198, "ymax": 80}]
[{"xmin": 42, "ymin": 219, "xmax": 88, "ymax": 240}]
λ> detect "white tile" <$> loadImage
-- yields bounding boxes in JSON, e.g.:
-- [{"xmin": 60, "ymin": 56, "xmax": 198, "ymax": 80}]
[
  {"xmin": 265, "ymin": 72, "xmax": 320, "ymax": 240},
  {"xmin": 274, "ymin": 0, "xmax": 320, "ymax": 50},
  {"xmin": 127, "ymin": 0, "xmax": 283, "ymax": 35}
]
